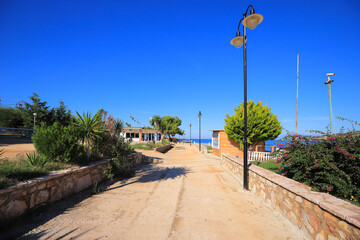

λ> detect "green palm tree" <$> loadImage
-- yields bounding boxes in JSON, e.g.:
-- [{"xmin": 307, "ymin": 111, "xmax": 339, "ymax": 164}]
[
  {"xmin": 150, "ymin": 115, "xmax": 162, "ymax": 142},
  {"xmin": 75, "ymin": 109, "xmax": 106, "ymax": 159},
  {"xmin": 114, "ymin": 119, "xmax": 124, "ymax": 136}
]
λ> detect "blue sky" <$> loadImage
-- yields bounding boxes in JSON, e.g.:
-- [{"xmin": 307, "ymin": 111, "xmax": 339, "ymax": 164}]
[{"xmin": 1, "ymin": 0, "xmax": 360, "ymax": 139}]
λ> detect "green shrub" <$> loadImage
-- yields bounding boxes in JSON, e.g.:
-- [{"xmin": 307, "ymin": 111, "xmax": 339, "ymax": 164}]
[
  {"xmin": 161, "ymin": 138, "xmax": 170, "ymax": 145},
  {"xmin": 104, "ymin": 136, "xmax": 135, "ymax": 179},
  {"xmin": 32, "ymin": 122, "xmax": 85, "ymax": 163},
  {"xmin": 274, "ymin": 132, "xmax": 360, "ymax": 204},
  {"xmin": 26, "ymin": 153, "xmax": 49, "ymax": 167}
]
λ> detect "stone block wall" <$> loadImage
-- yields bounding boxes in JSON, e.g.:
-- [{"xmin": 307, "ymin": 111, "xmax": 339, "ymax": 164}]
[
  {"xmin": 220, "ymin": 153, "xmax": 360, "ymax": 240},
  {"xmin": 0, "ymin": 152, "xmax": 146, "ymax": 224}
]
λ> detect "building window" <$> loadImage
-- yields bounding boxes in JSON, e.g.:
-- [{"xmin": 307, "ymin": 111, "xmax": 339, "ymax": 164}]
[
  {"xmin": 126, "ymin": 132, "xmax": 140, "ymax": 138},
  {"xmin": 212, "ymin": 132, "xmax": 219, "ymax": 149}
]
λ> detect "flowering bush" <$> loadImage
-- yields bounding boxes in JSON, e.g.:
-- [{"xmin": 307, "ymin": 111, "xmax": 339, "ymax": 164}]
[{"xmin": 273, "ymin": 132, "xmax": 359, "ymax": 204}]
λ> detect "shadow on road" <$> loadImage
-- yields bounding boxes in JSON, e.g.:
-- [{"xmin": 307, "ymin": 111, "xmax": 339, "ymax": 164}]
[
  {"xmin": 0, "ymin": 164, "xmax": 187, "ymax": 240},
  {"xmin": 0, "ymin": 188, "xmax": 95, "ymax": 240},
  {"xmin": 106, "ymin": 164, "xmax": 187, "ymax": 191}
]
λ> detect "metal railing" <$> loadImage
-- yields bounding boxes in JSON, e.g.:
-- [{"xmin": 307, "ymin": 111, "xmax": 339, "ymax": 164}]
[{"xmin": 0, "ymin": 127, "xmax": 34, "ymax": 138}]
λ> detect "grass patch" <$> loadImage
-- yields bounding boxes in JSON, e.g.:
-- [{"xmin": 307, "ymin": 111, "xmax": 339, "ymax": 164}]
[
  {"xmin": 252, "ymin": 160, "xmax": 279, "ymax": 173},
  {"xmin": 132, "ymin": 141, "xmax": 170, "ymax": 150},
  {"xmin": 0, "ymin": 159, "xmax": 73, "ymax": 189},
  {"xmin": 132, "ymin": 143, "xmax": 155, "ymax": 150},
  {"xmin": 207, "ymin": 146, "xmax": 212, "ymax": 151}
]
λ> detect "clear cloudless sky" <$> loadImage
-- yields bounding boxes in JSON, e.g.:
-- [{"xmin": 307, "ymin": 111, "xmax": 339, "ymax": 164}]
[{"xmin": 1, "ymin": 0, "xmax": 360, "ymax": 139}]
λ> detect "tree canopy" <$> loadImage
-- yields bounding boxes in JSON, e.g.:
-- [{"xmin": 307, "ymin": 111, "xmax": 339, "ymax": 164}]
[
  {"xmin": 160, "ymin": 116, "xmax": 184, "ymax": 138},
  {"xmin": 0, "ymin": 107, "xmax": 24, "ymax": 128},
  {"xmin": 0, "ymin": 93, "xmax": 72, "ymax": 129},
  {"xmin": 224, "ymin": 100, "xmax": 282, "ymax": 149},
  {"xmin": 17, "ymin": 93, "xmax": 52, "ymax": 128},
  {"xmin": 149, "ymin": 115, "xmax": 184, "ymax": 139}
]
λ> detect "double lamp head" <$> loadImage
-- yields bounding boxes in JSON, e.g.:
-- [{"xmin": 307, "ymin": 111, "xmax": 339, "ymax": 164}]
[{"xmin": 230, "ymin": 8, "xmax": 263, "ymax": 48}]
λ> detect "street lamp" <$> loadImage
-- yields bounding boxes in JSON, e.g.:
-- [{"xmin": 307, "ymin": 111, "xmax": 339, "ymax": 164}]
[
  {"xmin": 33, "ymin": 113, "xmax": 37, "ymax": 127},
  {"xmin": 230, "ymin": 5, "xmax": 263, "ymax": 190},
  {"xmin": 198, "ymin": 111, "xmax": 202, "ymax": 151},
  {"xmin": 325, "ymin": 73, "xmax": 335, "ymax": 134},
  {"xmin": 190, "ymin": 123, "xmax": 192, "ymax": 146}
]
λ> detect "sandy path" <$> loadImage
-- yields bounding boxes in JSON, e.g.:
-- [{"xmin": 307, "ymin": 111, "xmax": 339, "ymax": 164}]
[
  {"xmin": 3, "ymin": 144, "xmax": 310, "ymax": 240},
  {"xmin": 0, "ymin": 138, "xmax": 35, "ymax": 159}
]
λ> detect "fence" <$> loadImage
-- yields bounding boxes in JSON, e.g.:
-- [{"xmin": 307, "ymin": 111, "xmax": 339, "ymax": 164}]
[
  {"xmin": 248, "ymin": 151, "xmax": 274, "ymax": 162},
  {"xmin": 0, "ymin": 127, "xmax": 34, "ymax": 138}
]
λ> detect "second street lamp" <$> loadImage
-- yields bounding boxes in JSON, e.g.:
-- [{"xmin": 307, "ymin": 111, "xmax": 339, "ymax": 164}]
[
  {"xmin": 230, "ymin": 5, "xmax": 263, "ymax": 190},
  {"xmin": 198, "ymin": 111, "xmax": 202, "ymax": 152},
  {"xmin": 190, "ymin": 123, "xmax": 192, "ymax": 146},
  {"xmin": 33, "ymin": 113, "xmax": 37, "ymax": 127}
]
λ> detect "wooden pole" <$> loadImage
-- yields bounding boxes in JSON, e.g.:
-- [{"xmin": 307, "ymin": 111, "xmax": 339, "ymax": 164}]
[{"xmin": 296, "ymin": 54, "xmax": 299, "ymax": 134}]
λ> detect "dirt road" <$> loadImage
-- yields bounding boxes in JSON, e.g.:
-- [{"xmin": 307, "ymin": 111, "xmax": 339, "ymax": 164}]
[
  {"xmin": 0, "ymin": 138, "xmax": 35, "ymax": 159},
  {"xmin": 4, "ymin": 144, "xmax": 310, "ymax": 239}
]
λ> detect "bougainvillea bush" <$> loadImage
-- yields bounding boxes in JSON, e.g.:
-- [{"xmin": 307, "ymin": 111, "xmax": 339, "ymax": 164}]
[{"xmin": 274, "ymin": 132, "xmax": 359, "ymax": 204}]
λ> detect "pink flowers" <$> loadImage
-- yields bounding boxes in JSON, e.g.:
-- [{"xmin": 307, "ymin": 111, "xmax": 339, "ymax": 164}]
[
  {"xmin": 328, "ymin": 136, "xmax": 335, "ymax": 140},
  {"xmin": 276, "ymin": 158, "xmax": 281, "ymax": 163},
  {"xmin": 326, "ymin": 187, "xmax": 332, "ymax": 192}
]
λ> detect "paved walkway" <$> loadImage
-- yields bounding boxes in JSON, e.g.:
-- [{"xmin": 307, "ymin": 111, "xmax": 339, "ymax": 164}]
[{"xmin": 7, "ymin": 144, "xmax": 310, "ymax": 239}]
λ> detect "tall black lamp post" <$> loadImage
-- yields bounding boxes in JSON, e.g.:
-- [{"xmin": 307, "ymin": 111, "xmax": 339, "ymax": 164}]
[
  {"xmin": 190, "ymin": 123, "xmax": 192, "ymax": 146},
  {"xmin": 198, "ymin": 111, "xmax": 202, "ymax": 151},
  {"xmin": 230, "ymin": 5, "xmax": 263, "ymax": 190}
]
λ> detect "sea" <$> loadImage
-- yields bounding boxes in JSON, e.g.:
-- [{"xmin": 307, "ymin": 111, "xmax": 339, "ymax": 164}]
[
  {"xmin": 182, "ymin": 139, "xmax": 212, "ymax": 145},
  {"xmin": 265, "ymin": 139, "xmax": 288, "ymax": 151},
  {"xmin": 181, "ymin": 138, "xmax": 288, "ymax": 150}
]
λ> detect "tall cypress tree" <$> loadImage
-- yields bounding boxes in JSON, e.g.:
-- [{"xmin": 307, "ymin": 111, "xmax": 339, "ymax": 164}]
[
  {"xmin": 224, "ymin": 100, "xmax": 282, "ymax": 149},
  {"xmin": 17, "ymin": 93, "xmax": 52, "ymax": 128}
]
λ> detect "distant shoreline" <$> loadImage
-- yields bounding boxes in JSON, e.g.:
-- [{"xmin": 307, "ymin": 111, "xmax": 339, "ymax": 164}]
[{"xmin": 181, "ymin": 139, "xmax": 211, "ymax": 145}]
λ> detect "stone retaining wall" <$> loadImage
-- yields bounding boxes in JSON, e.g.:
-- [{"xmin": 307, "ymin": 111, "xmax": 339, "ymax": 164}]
[
  {"xmin": 0, "ymin": 152, "xmax": 146, "ymax": 224},
  {"xmin": 155, "ymin": 144, "xmax": 172, "ymax": 153},
  {"xmin": 221, "ymin": 153, "xmax": 360, "ymax": 240}
]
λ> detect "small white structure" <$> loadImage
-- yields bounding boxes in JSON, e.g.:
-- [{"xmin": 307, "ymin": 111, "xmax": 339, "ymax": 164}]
[{"xmin": 121, "ymin": 127, "xmax": 162, "ymax": 142}]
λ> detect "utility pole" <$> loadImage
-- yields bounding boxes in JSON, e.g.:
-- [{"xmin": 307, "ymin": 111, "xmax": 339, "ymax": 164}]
[
  {"xmin": 325, "ymin": 73, "xmax": 335, "ymax": 134},
  {"xmin": 296, "ymin": 54, "xmax": 299, "ymax": 134}
]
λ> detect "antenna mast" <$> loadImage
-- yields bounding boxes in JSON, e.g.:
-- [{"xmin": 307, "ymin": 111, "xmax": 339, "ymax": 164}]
[{"xmin": 296, "ymin": 54, "xmax": 299, "ymax": 134}]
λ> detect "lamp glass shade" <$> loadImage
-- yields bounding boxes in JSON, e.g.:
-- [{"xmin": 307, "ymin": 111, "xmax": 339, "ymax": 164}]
[
  {"xmin": 230, "ymin": 36, "xmax": 244, "ymax": 48},
  {"xmin": 243, "ymin": 13, "xmax": 263, "ymax": 30},
  {"xmin": 198, "ymin": 111, "xmax": 202, "ymax": 118}
]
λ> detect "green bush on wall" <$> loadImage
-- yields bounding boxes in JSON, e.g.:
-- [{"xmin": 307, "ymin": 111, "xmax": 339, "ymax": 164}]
[
  {"xmin": 32, "ymin": 122, "xmax": 85, "ymax": 163},
  {"xmin": 274, "ymin": 131, "xmax": 360, "ymax": 205}
]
